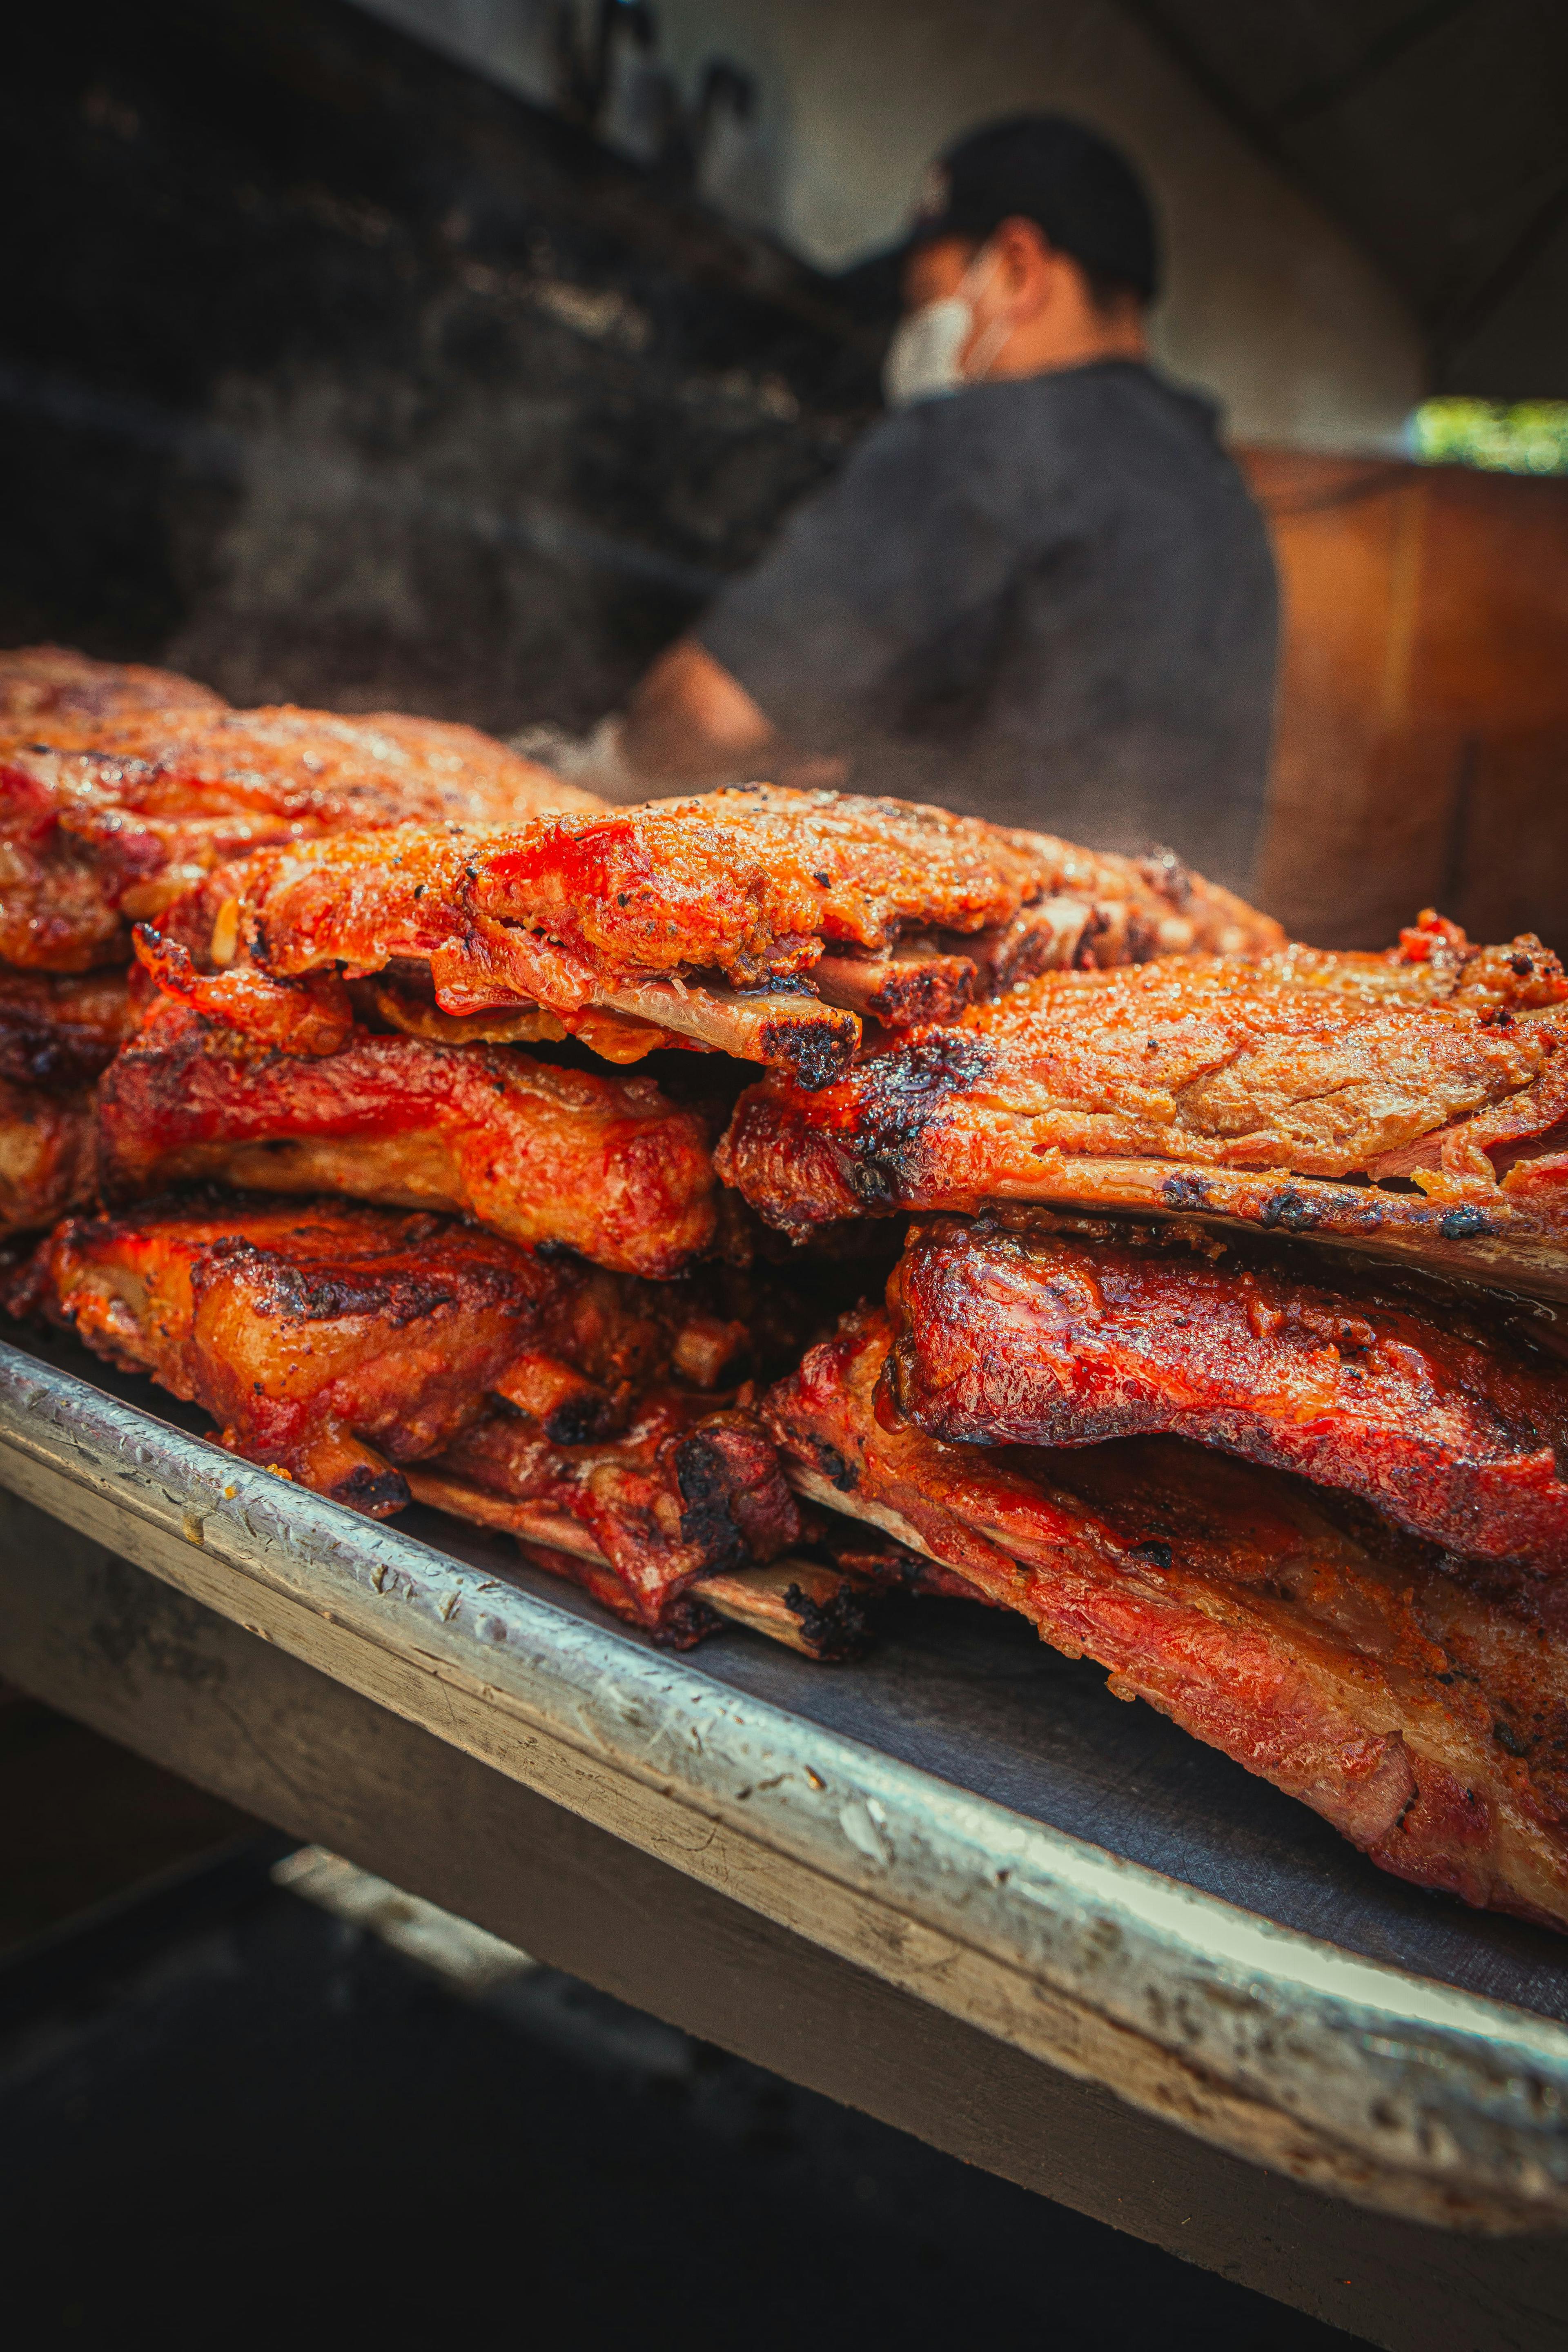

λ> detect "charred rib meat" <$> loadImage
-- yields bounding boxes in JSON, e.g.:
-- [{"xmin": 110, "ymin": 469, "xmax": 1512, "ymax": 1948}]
[
  {"xmin": 0, "ymin": 968, "xmax": 136, "ymax": 1091},
  {"xmin": 886, "ymin": 1214, "xmax": 1568, "ymax": 1568},
  {"xmin": 31, "ymin": 1197, "xmax": 738, "ymax": 1512},
  {"xmin": 0, "ymin": 644, "xmax": 223, "ymax": 730},
  {"xmin": 0, "ymin": 704, "xmax": 599, "ymax": 972},
  {"xmin": 98, "ymin": 999, "xmax": 719, "ymax": 1278},
  {"xmin": 766, "ymin": 1309, "xmax": 1568, "ymax": 1932},
  {"xmin": 0, "ymin": 1078, "xmax": 96, "ymax": 1237},
  {"xmin": 717, "ymin": 919, "xmax": 1568, "ymax": 1292},
  {"xmin": 138, "ymin": 785, "xmax": 1281, "ymax": 1086},
  {"xmin": 408, "ymin": 1392, "xmax": 804, "ymax": 1646}
]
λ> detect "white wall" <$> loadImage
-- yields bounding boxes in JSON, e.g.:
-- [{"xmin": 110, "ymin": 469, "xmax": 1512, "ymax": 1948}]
[{"xmin": 354, "ymin": 0, "xmax": 1426, "ymax": 453}]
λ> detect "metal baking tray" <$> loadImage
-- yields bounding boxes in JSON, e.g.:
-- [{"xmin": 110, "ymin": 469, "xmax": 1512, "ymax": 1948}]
[{"xmin": 2, "ymin": 1323, "xmax": 1567, "ymax": 2234}]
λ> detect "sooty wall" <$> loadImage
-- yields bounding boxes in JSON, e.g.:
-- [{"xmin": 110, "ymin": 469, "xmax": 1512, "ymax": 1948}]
[{"xmin": 2, "ymin": 0, "xmax": 881, "ymax": 732}]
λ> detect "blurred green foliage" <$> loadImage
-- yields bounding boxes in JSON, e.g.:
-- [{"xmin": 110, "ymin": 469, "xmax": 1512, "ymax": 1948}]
[{"xmin": 1411, "ymin": 399, "xmax": 1568, "ymax": 475}]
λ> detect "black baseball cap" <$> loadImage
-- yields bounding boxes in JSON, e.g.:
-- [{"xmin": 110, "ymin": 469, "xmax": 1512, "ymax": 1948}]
[{"xmin": 905, "ymin": 114, "xmax": 1160, "ymax": 303}]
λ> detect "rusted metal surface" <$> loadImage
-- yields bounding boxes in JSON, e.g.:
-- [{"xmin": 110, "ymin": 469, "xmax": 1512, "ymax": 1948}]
[{"xmin": 2, "ymin": 1330, "xmax": 1567, "ymax": 2234}]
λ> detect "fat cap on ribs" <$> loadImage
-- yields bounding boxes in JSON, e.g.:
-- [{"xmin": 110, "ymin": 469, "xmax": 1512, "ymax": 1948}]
[
  {"xmin": 765, "ymin": 1307, "xmax": 1568, "ymax": 1934},
  {"xmin": 886, "ymin": 1212, "xmax": 1568, "ymax": 1569},
  {"xmin": 98, "ymin": 997, "xmax": 719, "ymax": 1278}
]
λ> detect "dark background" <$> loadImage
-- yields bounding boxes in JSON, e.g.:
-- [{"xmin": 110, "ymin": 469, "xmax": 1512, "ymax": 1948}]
[
  {"xmin": 0, "ymin": 1694, "xmax": 1364, "ymax": 2352},
  {"xmin": 2, "ymin": 0, "xmax": 882, "ymax": 731}
]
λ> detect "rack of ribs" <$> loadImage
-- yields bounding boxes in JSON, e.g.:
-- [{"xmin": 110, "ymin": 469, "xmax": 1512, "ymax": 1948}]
[
  {"xmin": 0, "ymin": 1077, "xmax": 97, "ymax": 1240},
  {"xmin": 18, "ymin": 1193, "xmax": 873, "ymax": 1656},
  {"xmin": 717, "ymin": 913, "xmax": 1568, "ymax": 1295},
  {"xmin": 98, "ymin": 998, "xmax": 719, "ymax": 1277},
  {"xmin": 0, "ymin": 644, "xmax": 225, "ymax": 730},
  {"xmin": 0, "ymin": 970, "xmax": 138, "ymax": 1234},
  {"xmin": 23, "ymin": 1185, "xmax": 752, "ymax": 1496},
  {"xmin": 26, "ymin": 1195, "xmax": 703, "ymax": 1508},
  {"xmin": 0, "ymin": 969, "xmax": 137, "ymax": 1092},
  {"xmin": 0, "ymin": 702, "xmax": 601, "ymax": 973},
  {"xmin": 131, "ymin": 783, "xmax": 1283, "ymax": 1086},
  {"xmin": 884, "ymin": 1212, "xmax": 1568, "ymax": 1567},
  {"xmin": 765, "ymin": 1307, "xmax": 1568, "ymax": 1933}
]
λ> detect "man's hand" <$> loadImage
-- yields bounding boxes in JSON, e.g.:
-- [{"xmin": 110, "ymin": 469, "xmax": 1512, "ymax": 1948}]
[{"xmin": 619, "ymin": 640, "xmax": 777, "ymax": 787}]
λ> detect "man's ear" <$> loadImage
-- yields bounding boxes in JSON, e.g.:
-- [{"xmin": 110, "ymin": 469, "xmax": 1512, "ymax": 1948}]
[{"xmin": 991, "ymin": 216, "xmax": 1056, "ymax": 314}]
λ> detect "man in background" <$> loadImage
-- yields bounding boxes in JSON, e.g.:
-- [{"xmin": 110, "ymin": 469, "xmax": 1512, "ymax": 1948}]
[{"xmin": 600, "ymin": 113, "xmax": 1279, "ymax": 893}]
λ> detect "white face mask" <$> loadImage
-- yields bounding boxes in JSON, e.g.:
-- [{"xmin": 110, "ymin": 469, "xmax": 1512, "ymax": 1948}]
[{"xmin": 882, "ymin": 245, "xmax": 1009, "ymax": 409}]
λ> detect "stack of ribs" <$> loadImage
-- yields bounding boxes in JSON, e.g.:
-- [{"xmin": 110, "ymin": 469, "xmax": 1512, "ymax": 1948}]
[
  {"xmin": 713, "ymin": 917, "xmax": 1568, "ymax": 1929},
  {"xmin": 20, "ymin": 757, "xmax": 1278, "ymax": 1659},
  {"xmin": 12, "ymin": 653, "xmax": 1568, "ymax": 1936},
  {"xmin": 20, "ymin": 1191, "xmax": 883, "ymax": 1655},
  {"xmin": 762, "ymin": 1277, "xmax": 1568, "ymax": 1930},
  {"xmin": 0, "ymin": 647, "xmax": 218, "ymax": 1237},
  {"xmin": 0, "ymin": 645, "xmax": 599, "ymax": 1237}
]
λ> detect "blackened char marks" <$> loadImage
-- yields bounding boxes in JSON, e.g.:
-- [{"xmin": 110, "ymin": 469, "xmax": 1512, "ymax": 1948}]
[
  {"xmin": 1441, "ymin": 1205, "xmax": 1497, "ymax": 1239},
  {"xmin": 811, "ymin": 1438, "xmax": 860, "ymax": 1492},
  {"xmin": 1260, "ymin": 1187, "xmax": 1325, "ymax": 1234},
  {"xmin": 653, "ymin": 1592, "xmax": 725, "ymax": 1650},
  {"xmin": 334, "ymin": 1459, "xmax": 412, "ymax": 1515},
  {"xmin": 760, "ymin": 1007, "xmax": 858, "ymax": 1092},
  {"xmin": 198, "ymin": 1237, "xmax": 490, "ymax": 1330},
  {"xmin": 837, "ymin": 1031, "xmax": 992, "ymax": 1211},
  {"xmin": 1161, "ymin": 1172, "xmax": 1210, "ymax": 1211},
  {"xmin": 674, "ymin": 1412, "xmax": 802, "ymax": 1577},
  {"xmin": 781, "ymin": 1579, "xmax": 873, "ymax": 1662}
]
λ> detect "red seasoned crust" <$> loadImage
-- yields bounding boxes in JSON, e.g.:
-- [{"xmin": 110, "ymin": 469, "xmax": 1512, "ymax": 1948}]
[
  {"xmin": 142, "ymin": 784, "xmax": 1283, "ymax": 1016},
  {"xmin": 766, "ymin": 1308, "xmax": 1568, "ymax": 1933}
]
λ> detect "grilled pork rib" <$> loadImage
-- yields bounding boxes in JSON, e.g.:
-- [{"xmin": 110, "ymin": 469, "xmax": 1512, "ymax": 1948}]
[
  {"xmin": 718, "ymin": 918, "xmax": 1568, "ymax": 1293},
  {"xmin": 409, "ymin": 1396, "xmax": 928, "ymax": 1656},
  {"xmin": 0, "ymin": 705, "xmax": 599, "ymax": 972},
  {"xmin": 98, "ymin": 999, "xmax": 719, "ymax": 1277},
  {"xmin": 33, "ymin": 1197, "xmax": 738, "ymax": 1511},
  {"xmin": 408, "ymin": 1393, "xmax": 804, "ymax": 1646},
  {"xmin": 138, "ymin": 786, "xmax": 1281, "ymax": 1085},
  {"xmin": 25, "ymin": 1191, "xmax": 864, "ymax": 1654},
  {"xmin": 0, "ymin": 1078, "xmax": 96, "ymax": 1237},
  {"xmin": 766, "ymin": 1310, "xmax": 1568, "ymax": 1932},
  {"xmin": 886, "ymin": 1214, "xmax": 1568, "ymax": 1568},
  {"xmin": 0, "ymin": 644, "xmax": 223, "ymax": 730},
  {"xmin": 0, "ymin": 969, "xmax": 136, "ymax": 1091}
]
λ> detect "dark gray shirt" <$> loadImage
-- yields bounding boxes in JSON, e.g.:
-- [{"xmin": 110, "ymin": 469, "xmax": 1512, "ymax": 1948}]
[{"xmin": 696, "ymin": 359, "xmax": 1278, "ymax": 892}]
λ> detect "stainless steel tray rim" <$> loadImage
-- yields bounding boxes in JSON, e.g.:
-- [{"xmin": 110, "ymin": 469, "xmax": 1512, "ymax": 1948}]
[{"xmin": 3, "ymin": 1340, "xmax": 1567, "ymax": 2219}]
